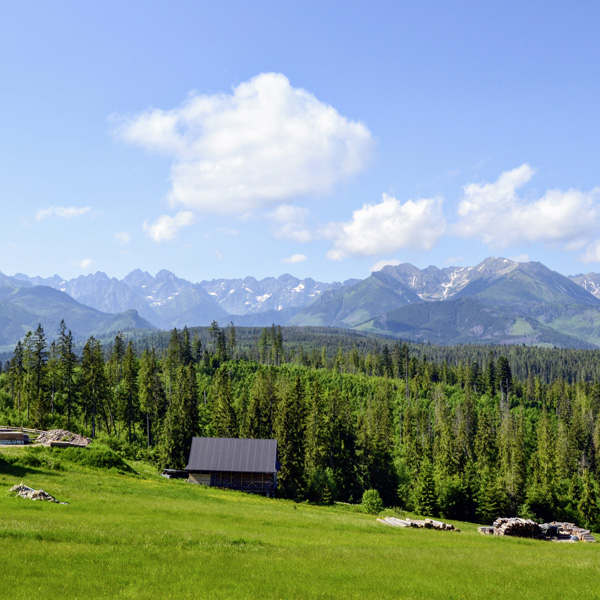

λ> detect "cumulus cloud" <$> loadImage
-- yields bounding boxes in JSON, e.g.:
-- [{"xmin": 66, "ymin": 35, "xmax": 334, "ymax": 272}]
[
  {"xmin": 326, "ymin": 194, "xmax": 446, "ymax": 260},
  {"xmin": 72, "ymin": 258, "xmax": 93, "ymax": 269},
  {"xmin": 282, "ymin": 253, "xmax": 307, "ymax": 264},
  {"xmin": 143, "ymin": 211, "xmax": 194, "ymax": 243},
  {"xmin": 370, "ymin": 259, "xmax": 402, "ymax": 272},
  {"xmin": 114, "ymin": 231, "xmax": 131, "ymax": 245},
  {"xmin": 455, "ymin": 165, "xmax": 600, "ymax": 248},
  {"xmin": 268, "ymin": 204, "xmax": 312, "ymax": 242},
  {"xmin": 36, "ymin": 206, "xmax": 91, "ymax": 221},
  {"xmin": 581, "ymin": 240, "xmax": 600, "ymax": 264},
  {"xmin": 115, "ymin": 73, "xmax": 373, "ymax": 216}
]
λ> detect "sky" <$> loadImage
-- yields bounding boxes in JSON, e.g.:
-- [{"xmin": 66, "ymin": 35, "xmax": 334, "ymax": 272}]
[{"xmin": 1, "ymin": 0, "xmax": 599, "ymax": 284}]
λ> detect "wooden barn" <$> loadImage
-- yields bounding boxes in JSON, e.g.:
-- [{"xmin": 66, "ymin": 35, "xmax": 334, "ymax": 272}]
[{"xmin": 185, "ymin": 437, "xmax": 279, "ymax": 497}]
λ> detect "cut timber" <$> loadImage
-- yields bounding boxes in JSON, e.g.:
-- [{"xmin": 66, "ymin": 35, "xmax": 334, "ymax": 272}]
[
  {"xmin": 480, "ymin": 518, "xmax": 596, "ymax": 542},
  {"xmin": 378, "ymin": 517, "xmax": 458, "ymax": 531}
]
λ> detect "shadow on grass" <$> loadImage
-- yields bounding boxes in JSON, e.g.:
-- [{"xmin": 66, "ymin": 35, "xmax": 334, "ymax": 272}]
[{"xmin": 0, "ymin": 461, "xmax": 62, "ymax": 479}]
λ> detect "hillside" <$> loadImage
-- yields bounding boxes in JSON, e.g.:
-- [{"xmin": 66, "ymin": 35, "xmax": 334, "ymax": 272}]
[
  {"xmin": 1, "ymin": 447, "xmax": 598, "ymax": 599},
  {"xmin": 362, "ymin": 261, "xmax": 600, "ymax": 347},
  {"xmin": 0, "ymin": 282, "xmax": 154, "ymax": 347},
  {"xmin": 289, "ymin": 271, "xmax": 421, "ymax": 327}
]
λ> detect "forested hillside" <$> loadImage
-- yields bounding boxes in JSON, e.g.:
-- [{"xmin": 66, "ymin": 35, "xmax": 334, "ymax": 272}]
[{"xmin": 1, "ymin": 320, "xmax": 599, "ymax": 530}]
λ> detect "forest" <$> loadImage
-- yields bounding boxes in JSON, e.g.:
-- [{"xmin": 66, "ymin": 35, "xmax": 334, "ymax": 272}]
[{"xmin": 1, "ymin": 319, "xmax": 599, "ymax": 530}]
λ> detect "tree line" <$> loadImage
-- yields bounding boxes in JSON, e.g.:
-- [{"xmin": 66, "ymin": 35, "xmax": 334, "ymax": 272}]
[{"xmin": 0, "ymin": 320, "xmax": 599, "ymax": 529}]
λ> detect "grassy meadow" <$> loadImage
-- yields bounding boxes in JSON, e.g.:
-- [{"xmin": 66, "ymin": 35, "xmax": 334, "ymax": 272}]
[{"xmin": 1, "ymin": 445, "xmax": 599, "ymax": 600}]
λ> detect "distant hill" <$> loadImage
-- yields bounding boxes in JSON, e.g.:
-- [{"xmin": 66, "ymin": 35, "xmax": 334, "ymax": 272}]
[
  {"xmin": 0, "ymin": 281, "xmax": 154, "ymax": 348},
  {"xmin": 289, "ymin": 271, "xmax": 421, "ymax": 328}
]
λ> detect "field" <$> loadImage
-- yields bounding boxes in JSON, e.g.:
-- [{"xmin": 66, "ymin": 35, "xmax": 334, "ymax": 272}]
[{"xmin": 1, "ymin": 446, "xmax": 599, "ymax": 600}]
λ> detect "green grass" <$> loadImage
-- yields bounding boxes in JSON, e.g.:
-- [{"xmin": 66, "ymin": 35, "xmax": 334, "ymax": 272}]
[{"xmin": 1, "ymin": 447, "xmax": 599, "ymax": 599}]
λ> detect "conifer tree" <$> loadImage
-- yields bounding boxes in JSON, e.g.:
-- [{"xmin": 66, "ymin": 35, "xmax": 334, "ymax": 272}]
[
  {"xmin": 210, "ymin": 365, "xmax": 237, "ymax": 437},
  {"xmin": 121, "ymin": 341, "xmax": 139, "ymax": 443},
  {"xmin": 477, "ymin": 467, "xmax": 506, "ymax": 524},
  {"xmin": 81, "ymin": 336, "xmax": 109, "ymax": 438},
  {"xmin": 578, "ymin": 469, "xmax": 599, "ymax": 530},
  {"xmin": 139, "ymin": 347, "xmax": 167, "ymax": 447},
  {"xmin": 58, "ymin": 320, "xmax": 77, "ymax": 427},
  {"xmin": 414, "ymin": 456, "xmax": 438, "ymax": 517},
  {"xmin": 27, "ymin": 324, "xmax": 49, "ymax": 428},
  {"xmin": 275, "ymin": 376, "xmax": 306, "ymax": 500}
]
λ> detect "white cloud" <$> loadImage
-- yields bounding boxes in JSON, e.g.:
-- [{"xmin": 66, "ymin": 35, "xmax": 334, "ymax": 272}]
[
  {"xmin": 370, "ymin": 259, "xmax": 402, "ymax": 272},
  {"xmin": 216, "ymin": 227, "xmax": 239, "ymax": 236},
  {"xmin": 115, "ymin": 73, "xmax": 373, "ymax": 215},
  {"xmin": 268, "ymin": 204, "xmax": 312, "ymax": 242},
  {"xmin": 455, "ymin": 165, "xmax": 600, "ymax": 248},
  {"xmin": 282, "ymin": 253, "xmax": 307, "ymax": 264},
  {"xmin": 143, "ymin": 211, "xmax": 194, "ymax": 243},
  {"xmin": 444, "ymin": 256, "xmax": 463, "ymax": 265},
  {"xmin": 510, "ymin": 254, "xmax": 530, "ymax": 263},
  {"xmin": 581, "ymin": 240, "xmax": 600, "ymax": 264},
  {"xmin": 71, "ymin": 258, "xmax": 93, "ymax": 269},
  {"xmin": 326, "ymin": 194, "xmax": 446, "ymax": 260},
  {"xmin": 114, "ymin": 231, "xmax": 131, "ymax": 245},
  {"xmin": 36, "ymin": 206, "xmax": 91, "ymax": 221}
]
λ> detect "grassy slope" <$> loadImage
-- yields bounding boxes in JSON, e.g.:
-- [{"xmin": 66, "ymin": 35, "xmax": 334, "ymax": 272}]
[{"xmin": 1, "ymin": 447, "xmax": 599, "ymax": 600}]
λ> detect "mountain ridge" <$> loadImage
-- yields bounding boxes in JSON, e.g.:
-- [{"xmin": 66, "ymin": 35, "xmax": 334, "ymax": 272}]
[{"xmin": 5, "ymin": 257, "xmax": 600, "ymax": 349}]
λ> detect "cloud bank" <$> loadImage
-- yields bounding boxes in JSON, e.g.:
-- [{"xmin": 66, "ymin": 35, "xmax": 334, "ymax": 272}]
[
  {"xmin": 116, "ymin": 73, "xmax": 373, "ymax": 217},
  {"xmin": 455, "ymin": 164, "xmax": 600, "ymax": 249},
  {"xmin": 326, "ymin": 194, "xmax": 446, "ymax": 260}
]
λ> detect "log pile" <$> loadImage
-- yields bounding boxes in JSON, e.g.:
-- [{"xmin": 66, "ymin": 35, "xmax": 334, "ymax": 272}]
[
  {"xmin": 8, "ymin": 482, "xmax": 68, "ymax": 504},
  {"xmin": 378, "ymin": 517, "xmax": 459, "ymax": 531},
  {"xmin": 491, "ymin": 517, "xmax": 544, "ymax": 538},
  {"xmin": 478, "ymin": 517, "xmax": 596, "ymax": 542}
]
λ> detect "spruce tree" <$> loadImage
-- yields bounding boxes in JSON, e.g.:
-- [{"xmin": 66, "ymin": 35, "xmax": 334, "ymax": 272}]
[
  {"xmin": 275, "ymin": 376, "xmax": 306, "ymax": 500},
  {"xmin": 139, "ymin": 347, "xmax": 167, "ymax": 447},
  {"xmin": 210, "ymin": 366, "xmax": 237, "ymax": 437}
]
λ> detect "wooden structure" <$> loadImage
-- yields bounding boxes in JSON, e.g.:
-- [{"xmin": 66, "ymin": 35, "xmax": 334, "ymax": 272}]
[
  {"xmin": 0, "ymin": 431, "xmax": 29, "ymax": 445},
  {"xmin": 185, "ymin": 437, "xmax": 279, "ymax": 497}
]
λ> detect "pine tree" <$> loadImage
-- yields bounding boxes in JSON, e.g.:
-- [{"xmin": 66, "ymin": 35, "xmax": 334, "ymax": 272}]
[
  {"xmin": 121, "ymin": 341, "xmax": 139, "ymax": 443},
  {"xmin": 210, "ymin": 365, "xmax": 237, "ymax": 437},
  {"xmin": 27, "ymin": 324, "xmax": 49, "ymax": 428},
  {"xmin": 415, "ymin": 457, "xmax": 438, "ymax": 517},
  {"xmin": 477, "ymin": 467, "xmax": 506, "ymax": 524},
  {"xmin": 81, "ymin": 336, "xmax": 109, "ymax": 438},
  {"xmin": 578, "ymin": 469, "xmax": 599, "ymax": 530},
  {"xmin": 139, "ymin": 347, "xmax": 167, "ymax": 447},
  {"xmin": 275, "ymin": 376, "xmax": 306, "ymax": 500},
  {"xmin": 58, "ymin": 320, "xmax": 77, "ymax": 427}
]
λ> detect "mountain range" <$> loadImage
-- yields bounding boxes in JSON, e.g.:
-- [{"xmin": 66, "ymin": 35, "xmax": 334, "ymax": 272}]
[{"xmin": 2, "ymin": 257, "xmax": 600, "ymax": 349}]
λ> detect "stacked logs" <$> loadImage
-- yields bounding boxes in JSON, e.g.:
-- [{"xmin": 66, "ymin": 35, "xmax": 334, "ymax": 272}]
[
  {"xmin": 478, "ymin": 517, "xmax": 596, "ymax": 542},
  {"xmin": 377, "ymin": 517, "xmax": 459, "ymax": 531},
  {"xmin": 490, "ymin": 517, "xmax": 544, "ymax": 538}
]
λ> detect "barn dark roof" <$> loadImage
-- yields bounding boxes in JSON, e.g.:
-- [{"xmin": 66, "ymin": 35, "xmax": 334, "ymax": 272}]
[{"xmin": 185, "ymin": 437, "xmax": 278, "ymax": 473}]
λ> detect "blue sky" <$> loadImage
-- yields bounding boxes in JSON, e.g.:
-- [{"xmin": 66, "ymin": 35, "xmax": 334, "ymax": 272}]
[{"xmin": 1, "ymin": 1, "xmax": 599, "ymax": 283}]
